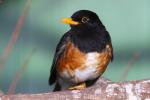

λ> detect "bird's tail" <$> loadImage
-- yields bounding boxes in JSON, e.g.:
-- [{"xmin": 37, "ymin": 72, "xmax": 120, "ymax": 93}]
[{"xmin": 53, "ymin": 82, "xmax": 61, "ymax": 92}]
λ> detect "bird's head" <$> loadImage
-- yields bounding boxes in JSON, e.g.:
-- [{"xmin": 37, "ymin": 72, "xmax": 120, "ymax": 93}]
[{"xmin": 62, "ymin": 10, "xmax": 105, "ymax": 34}]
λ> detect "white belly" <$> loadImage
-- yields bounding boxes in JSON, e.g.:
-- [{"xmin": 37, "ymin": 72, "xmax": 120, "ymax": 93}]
[
  {"xmin": 73, "ymin": 52, "xmax": 100, "ymax": 82},
  {"xmin": 60, "ymin": 52, "xmax": 101, "ymax": 83}
]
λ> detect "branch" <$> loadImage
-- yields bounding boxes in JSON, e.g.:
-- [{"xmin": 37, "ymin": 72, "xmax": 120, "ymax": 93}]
[
  {"xmin": 0, "ymin": 90, "xmax": 3, "ymax": 97},
  {"xmin": 7, "ymin": 48, "xmax": 36, "ymax": 95},
  {"xmin": 0, "ymin": 0, "xmax": 31, "ymax": 70},
  {"xmin": 1, "ymin": 77, "xmax": 150, "ymax": 100}
]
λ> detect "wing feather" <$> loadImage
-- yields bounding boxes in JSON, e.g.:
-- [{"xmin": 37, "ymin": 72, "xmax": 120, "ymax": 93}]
[{"xmin": 49, "ymin": 32, "xmax": 70, "ymax": 85}]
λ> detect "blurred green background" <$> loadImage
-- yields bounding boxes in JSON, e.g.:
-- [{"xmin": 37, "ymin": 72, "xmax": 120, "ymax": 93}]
[{"xmin": 0, "ymin": 0, "xmax": 150, "ymax": 94}]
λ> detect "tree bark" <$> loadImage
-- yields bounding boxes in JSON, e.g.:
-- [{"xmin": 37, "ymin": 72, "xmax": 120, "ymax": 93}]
[{"xmin": 1, "ymin": 77, "xmax": 150, "ymax": 100}]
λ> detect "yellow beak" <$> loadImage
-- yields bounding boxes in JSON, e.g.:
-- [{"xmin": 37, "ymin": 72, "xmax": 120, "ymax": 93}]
[{"xmin": 62, "ymin": 18, "xmax": 79, "ymax": 25}]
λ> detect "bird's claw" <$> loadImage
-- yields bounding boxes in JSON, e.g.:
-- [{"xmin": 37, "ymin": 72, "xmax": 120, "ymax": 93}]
[{"xmin": 68, "ymin": 82, "xmax": 86, "ymax": 90}]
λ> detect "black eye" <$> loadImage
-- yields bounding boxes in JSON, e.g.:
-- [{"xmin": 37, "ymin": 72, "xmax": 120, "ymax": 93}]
[{"xmin": 81, "ymin": 17, "xmax": 89, "ymax": 23}]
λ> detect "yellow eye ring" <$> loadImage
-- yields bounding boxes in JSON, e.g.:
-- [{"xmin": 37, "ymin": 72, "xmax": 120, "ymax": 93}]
[{"xmin": 81, "ymin": 17, "xmax": 89, "ymax": 23}]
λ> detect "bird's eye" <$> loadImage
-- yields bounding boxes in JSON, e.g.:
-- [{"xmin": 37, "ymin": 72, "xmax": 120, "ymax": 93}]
[{"xmin": 81, "ymin": 17, "xmax": 89, "ymax": 23}]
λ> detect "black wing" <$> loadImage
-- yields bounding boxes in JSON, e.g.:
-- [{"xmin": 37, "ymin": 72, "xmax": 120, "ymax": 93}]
[{"xmin": 49, "ymin": 32, "xmax": 70, "ymax": 85}]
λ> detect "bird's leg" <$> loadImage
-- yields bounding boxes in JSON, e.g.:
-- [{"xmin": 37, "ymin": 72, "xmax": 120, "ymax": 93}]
[{"xmin": 68, "ymin": 82, "xmax": 86, "ymax": 90}]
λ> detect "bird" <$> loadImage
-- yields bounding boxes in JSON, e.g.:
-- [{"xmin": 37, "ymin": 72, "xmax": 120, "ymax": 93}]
[{"xmin": 49, "ymin": 10, "xmax": 113, "ymax": 91}]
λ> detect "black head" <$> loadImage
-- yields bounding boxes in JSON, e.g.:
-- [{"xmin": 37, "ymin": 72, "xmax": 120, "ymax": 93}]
[
  {"xmin": 62, "ymin": 10, "xmax": 105, "ymax": 35},
  {"xmin": 62, "ymin": 10, "xmax": 112, "ymax": 53},
  {"xmin": 71, "ymin": 10, "xmax": 101, "ymax": 26}
]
